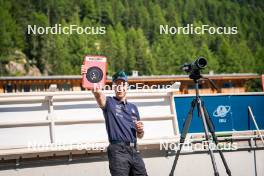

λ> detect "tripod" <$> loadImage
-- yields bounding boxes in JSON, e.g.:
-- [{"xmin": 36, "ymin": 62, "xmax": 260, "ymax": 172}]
[{"xmin": 169, "ymin": 74, "xmax": 232, "ymax": 176}]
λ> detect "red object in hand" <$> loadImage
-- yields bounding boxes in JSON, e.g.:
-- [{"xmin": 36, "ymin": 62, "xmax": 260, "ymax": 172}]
[{"xmin": 82, "ymin": 55, "xmax": 107, "ymax": 89}]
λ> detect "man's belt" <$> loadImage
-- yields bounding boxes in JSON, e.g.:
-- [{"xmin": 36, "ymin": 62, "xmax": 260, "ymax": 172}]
[{"xmin": 110, "ymin": 140, "xmax": 136, "ymax": 147}]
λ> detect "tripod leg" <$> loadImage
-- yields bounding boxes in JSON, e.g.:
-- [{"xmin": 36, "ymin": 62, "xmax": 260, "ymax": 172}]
[
  {"xmin": 169, "ymin": 100, "xmax": 196, "ymax": 176},
  {"xmin": 203, "ymin": 104, "xmax": 232, "ymax": 176},
  {"xmin": 197, "ymin": 99, "xmax": 220, "ymax": 176}
]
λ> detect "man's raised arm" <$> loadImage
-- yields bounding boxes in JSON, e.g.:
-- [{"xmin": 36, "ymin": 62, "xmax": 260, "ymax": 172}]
[{"xmin": 91, "ymin": 89, "xmax": 106, "ymax": 109}]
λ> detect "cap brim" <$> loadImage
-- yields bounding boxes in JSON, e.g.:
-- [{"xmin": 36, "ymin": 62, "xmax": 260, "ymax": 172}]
[{"xmin": 113, "ymin": 76, "xmax": 128, "ymax": 82}]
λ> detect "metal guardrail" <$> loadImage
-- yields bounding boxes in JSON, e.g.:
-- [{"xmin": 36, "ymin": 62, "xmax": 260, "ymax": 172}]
[{"xmin": 1, "ymin": 90, "xmax": 263, "ymax": 160}]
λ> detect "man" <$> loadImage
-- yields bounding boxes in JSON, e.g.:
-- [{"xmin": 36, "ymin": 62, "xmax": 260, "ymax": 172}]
[{"xmin": 81, "ymin": 68, "xmax": 148, "ymax": 176}]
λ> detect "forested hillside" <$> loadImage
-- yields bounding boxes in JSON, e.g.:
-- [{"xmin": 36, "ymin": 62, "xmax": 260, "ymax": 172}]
[{"xmin": 0, "ymin": 0, "xmax": 263, "ymax": 76}]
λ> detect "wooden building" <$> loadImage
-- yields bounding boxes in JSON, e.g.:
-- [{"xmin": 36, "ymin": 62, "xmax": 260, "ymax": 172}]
[{"xmin": 0, "ymin": 73, "xmax": 261, "ymax": 94}]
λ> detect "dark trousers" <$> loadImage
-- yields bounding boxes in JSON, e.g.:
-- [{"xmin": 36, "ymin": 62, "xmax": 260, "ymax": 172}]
[{"xmin": 107, "ymin": 143, "xmax": 148, "ymax": 176}]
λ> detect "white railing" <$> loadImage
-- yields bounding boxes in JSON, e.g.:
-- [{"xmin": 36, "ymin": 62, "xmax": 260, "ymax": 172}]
[
  {"xmin": 0, "ymin": 90, "xmax": 178, "ymax": 158},
  {"xmin": 1, "ymin": 90, "xmax": 263, "ymax": 159}
]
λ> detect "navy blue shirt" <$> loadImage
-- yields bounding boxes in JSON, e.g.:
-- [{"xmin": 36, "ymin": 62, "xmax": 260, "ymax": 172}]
[{"xmin": 102, "ymin": 96, "xmax": 140, "ymax": 142}]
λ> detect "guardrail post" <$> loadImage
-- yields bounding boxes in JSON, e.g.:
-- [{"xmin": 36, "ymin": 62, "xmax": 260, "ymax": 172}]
[
  {"xmin": 169, "ymin": 92, "xmax": 179, "ymax": 135},
  {"xmin": 46, "ymin": 96, "xmax": 56, "ymax": 143}
]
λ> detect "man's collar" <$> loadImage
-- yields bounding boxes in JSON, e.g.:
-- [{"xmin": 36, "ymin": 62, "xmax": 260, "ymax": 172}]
[{"xmin": 113, "ymin": 96, "xmax": 127, "ymax": 105}]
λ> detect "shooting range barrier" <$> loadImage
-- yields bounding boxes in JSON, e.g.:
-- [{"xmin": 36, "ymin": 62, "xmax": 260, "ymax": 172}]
[{"xmin": 0, "ymin": 91, "xmax": 263, "ymax": 176}]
